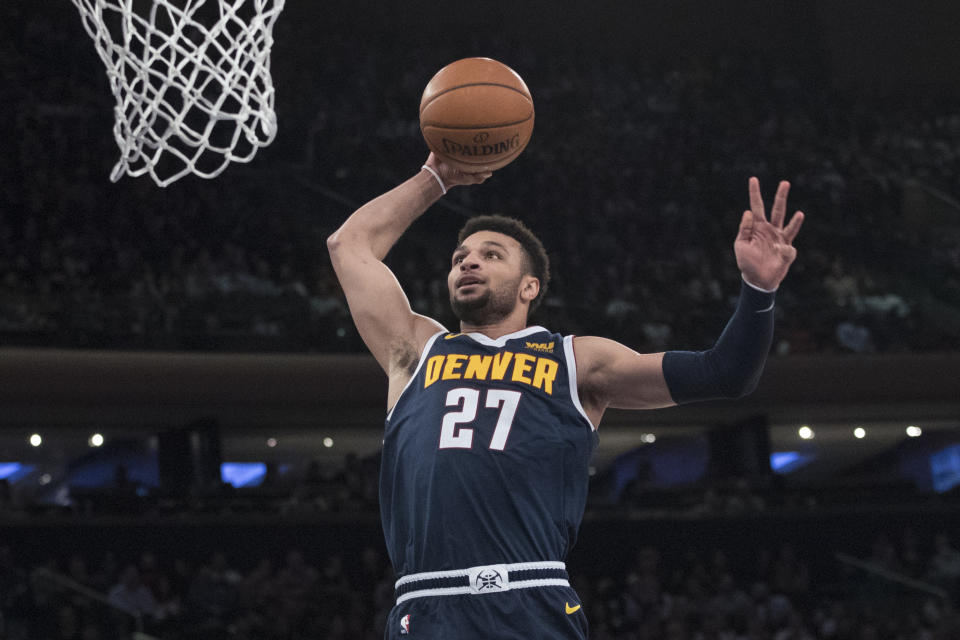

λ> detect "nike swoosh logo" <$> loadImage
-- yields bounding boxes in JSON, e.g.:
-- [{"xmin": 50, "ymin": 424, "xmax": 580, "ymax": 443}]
[
  {"xmin": 565, "ymin": 602, "xmax": 581, "ymax": 614},
  {"xmin": 444, "ymin": 333, "xmax": 463, "ymax": 340},
  {"xmin": 755, "ymin": 302, "xmax": 775, "ymax": 313}
]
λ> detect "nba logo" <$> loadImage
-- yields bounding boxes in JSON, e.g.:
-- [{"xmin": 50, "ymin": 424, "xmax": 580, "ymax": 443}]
[{"xmin": 400, "ymin": 614, "xmax": 411, "ymax": 635}]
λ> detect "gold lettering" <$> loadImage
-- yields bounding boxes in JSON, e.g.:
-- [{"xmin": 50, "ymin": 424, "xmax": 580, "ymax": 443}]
[
  {"xmin": 424, "ymin": 355, "xmax": 445, "ymax": 388},
  {"xmin": 512, "ymin": 353, "xmax": 535, "ymax": 385},
  {"xmin": 532, "ymin": 357, "xmax": 559, "ymax": 395},
  {"xmin": 425, "ymin": 351, "xmax": 558, "ymax": 394},
  {"xmin": 524, "ymin": 341, "xmax": 555, "ymax": 353},
  {"xmin": 463, "ymin": 354, "xmax": 492, "ymax": 380},
  {"xmin": 441, "ymin": 354, "xmax": 467, "ymax": 380},
  {"xmin": 490, "ymin": 352, "xmax": 513, "ymax": 380}
]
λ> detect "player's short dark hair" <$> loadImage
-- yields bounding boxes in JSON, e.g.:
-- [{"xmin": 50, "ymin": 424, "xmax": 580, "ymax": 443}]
[{"xmin": 457, "ymin": 215, "xmax": 550, "ymax": 312}]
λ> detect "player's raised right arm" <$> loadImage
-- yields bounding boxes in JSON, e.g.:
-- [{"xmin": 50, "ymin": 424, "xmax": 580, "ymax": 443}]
[
  {"xmin": 327, "ymin": 168, "xmax": 443, "ymax": 378},
  {"xmin": 326, "ymin": 155, "xmax": 490, "ymax": 380}
]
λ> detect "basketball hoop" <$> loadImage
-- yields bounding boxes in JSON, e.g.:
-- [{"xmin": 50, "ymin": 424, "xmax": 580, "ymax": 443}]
[{"xmin": 71, "ymin": 0, "xmax": 286, "ymax": 187}]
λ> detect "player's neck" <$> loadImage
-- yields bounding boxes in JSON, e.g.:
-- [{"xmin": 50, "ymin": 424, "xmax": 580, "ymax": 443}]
[{"xmin": 458, "ymin": 316, "xmax": 529, "ymax": 340}]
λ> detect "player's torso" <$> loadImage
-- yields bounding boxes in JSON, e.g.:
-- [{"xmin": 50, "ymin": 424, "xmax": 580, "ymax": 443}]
[{"xmin": 381, "ymin": 326, "xmax": 597, "ymax": 577}]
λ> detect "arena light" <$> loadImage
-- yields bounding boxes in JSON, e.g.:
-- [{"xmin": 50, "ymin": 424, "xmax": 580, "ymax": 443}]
[
  {"xmin": 770, "ymin": 451, "xmax": 811, "ymax": 474},
  {"xmin": 931, "ymin": 444, "xmax": 960, "ymax": 492},
  {"xmin": 266, "ymin": 437, "xmax": 278, "ymax": 448},
  {"xmin": 323, "ymin": 437, "xmax": 334, "ymax": 448},
  {"xmin": 641, "ymin": 433, "xmax": 656, "ymax": 444},
  {"xmin": 29, "ymin": 434, "xmax": 42, "ymax": 447},
  {"xmin": 221, "ymin": 462, "xmax": 267, "ymax": 488},
  {"xmin": 854, "ymin": 427, "xmax": 866, "ymax": 439},
  {"xmin": 0, "ymin": 463, "xmax": 36, "ymax": 484},
  {"xmin": 798, "ymin": 426, "xmax": 814, "ymax": 440},
  {"xmin": 88, "ymin": 433, "xmax": 104, "ymax": 447},
  {"xmin": 906, "ymin": 425, "xmax": 922, "ymax": 437},
  {"xmin": 0, "ymin": 463, "xmax": 25, "ymax": 481}
]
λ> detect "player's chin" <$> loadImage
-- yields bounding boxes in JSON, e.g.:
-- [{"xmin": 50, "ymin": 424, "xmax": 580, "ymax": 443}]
[
  {"xmin": 450, "ymin": 290, "xmax": 490, "ymax": 314},
  {"xmin": 454, "ymin": 284, "xmax": 485, "ymax": 298}
]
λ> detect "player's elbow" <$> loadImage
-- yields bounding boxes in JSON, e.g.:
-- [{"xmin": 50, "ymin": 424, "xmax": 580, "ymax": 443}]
[
  {"xmin": 326, "ymin": 234, "xmax": 352, "ymax": 278},
  {"xmin": 326, "ymin": 232, "xmax": 357, "ymax": 268},
  {"xmin": 728, "ymin": 382, "xmax": 756, "ymax": 400},
  {"xmin": 720, "ymin": 371, "xmax": 762, "ymax": 399},
  {"xmin": 326, "ymin": 232, "xmax": 343, "ymax": 255}
]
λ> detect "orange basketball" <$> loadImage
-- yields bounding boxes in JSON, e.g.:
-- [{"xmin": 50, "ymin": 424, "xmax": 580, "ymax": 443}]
[{"xmin": 419, "ymin": 57, "xmax": 534, "ymax": 173}]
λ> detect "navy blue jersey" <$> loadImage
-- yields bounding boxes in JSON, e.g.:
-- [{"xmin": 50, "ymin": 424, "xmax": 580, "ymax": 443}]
[{"xmin": 381, "ymin": 326, "xmax": 598, "ymax": 577}]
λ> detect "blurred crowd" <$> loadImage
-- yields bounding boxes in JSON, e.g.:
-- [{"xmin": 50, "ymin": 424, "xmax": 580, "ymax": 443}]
[
  {"xmin": 2, "ymin": 7, "xmax": 960, "ymax": 354},
  {"xmin": 584, "ymin": 531, "xmax": 960, "ymax": 640},
  {"xmin": 4, "ymin": 447, "xmax": 957, "ymax": 523},
  {"xmin": 3, "ymin": 448, "xmax": 960, "ymax": 639},
  {"xmin": 3, "ymin": 527, "xmax": 960, "ymax": 639}
]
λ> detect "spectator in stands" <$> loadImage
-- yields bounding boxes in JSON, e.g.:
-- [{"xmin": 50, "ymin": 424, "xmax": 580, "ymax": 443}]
[
  {"xmin": 106, "ymin": 564, "xmax": 155, "ymax": 618},
  {"xmin": 771, "ymin": 544, "xmax": 811, "ymax": 600},
  {"xmin": 151, "ymin": 573, "xmax": 181, "ymax": 625},
  {"xmin": 184, "ymin": 550, "xmax": 241, "ymax": 634},
  {"xmin": 65, "ymin": 554, "xmax": 90, "ymax": 589},
  {"xmin": 927, "ymin": 532, "xmax": 960, "ymax": 596}
]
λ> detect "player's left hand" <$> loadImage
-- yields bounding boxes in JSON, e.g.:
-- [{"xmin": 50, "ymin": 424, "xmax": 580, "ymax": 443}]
[{"xmin": 734, "ymin": 177, "xmax": 805, "ymax": 290}]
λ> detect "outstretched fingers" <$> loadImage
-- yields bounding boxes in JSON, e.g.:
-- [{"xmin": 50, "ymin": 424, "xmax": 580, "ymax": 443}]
[
  {"xmin": 748, "ymin": 177, "xmax": 766, "ymax": 222},
  {"xmin": 783, "ymin": 210, "xmax": 805, "ymax": 244},
  {"xmin": 771, "ymin": 181, "xmax": 790, "ymax": 228},
  {"xmin": 737, "ymin": 210, "xmax": 753, "ymax": 240}
]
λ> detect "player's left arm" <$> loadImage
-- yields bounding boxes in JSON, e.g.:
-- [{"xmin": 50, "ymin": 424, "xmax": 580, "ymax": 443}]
[{"xmin": 576, "ymin": 178, "xmax": 805, "ymax": 426}]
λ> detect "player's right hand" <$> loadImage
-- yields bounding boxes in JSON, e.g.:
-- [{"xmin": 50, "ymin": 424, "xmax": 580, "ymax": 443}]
[{"xmin": 424, "ymin": 152, "xmax": 493, "ymax": 188}]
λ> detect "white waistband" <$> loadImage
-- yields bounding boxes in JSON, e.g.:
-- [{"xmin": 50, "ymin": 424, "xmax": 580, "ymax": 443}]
[
  {"xmin": 395, "ymin": 561, "xmax": 566, "ymax": 588},
  {"xmin": 395, "ymin": 561, "xmax": 568, "ymax": 605}
]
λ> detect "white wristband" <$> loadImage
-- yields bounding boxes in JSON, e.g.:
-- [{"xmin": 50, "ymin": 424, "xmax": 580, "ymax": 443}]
[
  {"xmin": 741, "ymin": 274, "xmax": 778, "ymax": 293},
  {"xmin": 421, "ymin": 165, "xmax": 447, "ymax": 195}
]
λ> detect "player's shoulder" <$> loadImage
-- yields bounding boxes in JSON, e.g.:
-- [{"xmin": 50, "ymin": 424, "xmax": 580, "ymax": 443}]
[
  {"xmin": 569, "ymin": 335, "xmax": 638, "ymax": 374},
  {"xmin": 571, "ymin": 335, "xmax": 623, "ymax": 351},
  {"xmin": 571, "ymin": 335, "xmax": 639, "ymax": 350}
]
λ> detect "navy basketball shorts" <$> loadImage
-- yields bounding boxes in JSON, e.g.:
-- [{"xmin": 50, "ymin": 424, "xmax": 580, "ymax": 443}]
[{"xmin": 385, "ymin": 563, "xmax": 588, "ymax": 639}]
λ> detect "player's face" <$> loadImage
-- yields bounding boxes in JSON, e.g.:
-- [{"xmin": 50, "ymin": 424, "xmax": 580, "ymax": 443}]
[{"xmin": 448, "ymin": 231, "xmax": 527, "ymax": 325}]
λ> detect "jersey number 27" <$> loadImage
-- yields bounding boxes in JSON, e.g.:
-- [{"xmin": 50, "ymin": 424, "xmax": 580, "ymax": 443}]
[{"xmin": 439, "ymin": 388, "xmax": 521, "ymax": 451}]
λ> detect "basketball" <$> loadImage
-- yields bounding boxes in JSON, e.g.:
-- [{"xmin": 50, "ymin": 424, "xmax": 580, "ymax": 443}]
[{"xmin": 419, "ymin": 57, "xmax": 534, "ymax": 173}]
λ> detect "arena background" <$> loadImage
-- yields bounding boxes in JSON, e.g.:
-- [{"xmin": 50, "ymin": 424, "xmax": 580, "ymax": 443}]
[{"xmin": 2, "ymin": 1, "xmax": 960, "ymax": 638}]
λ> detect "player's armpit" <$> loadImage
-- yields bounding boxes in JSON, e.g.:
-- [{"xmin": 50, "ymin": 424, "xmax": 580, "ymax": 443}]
[
  {"xmin": 573, "ymin": 336, "xmax": 676, "ymax": 424},
  {"xmin": 326, "ymin": 238, "xmax": 443, "ymax": 379}
]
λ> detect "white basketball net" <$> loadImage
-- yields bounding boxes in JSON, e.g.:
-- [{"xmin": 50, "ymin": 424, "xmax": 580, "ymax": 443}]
[{"xmin": 72, "ymin": 0, "xmax": 285, "ymax": 187}]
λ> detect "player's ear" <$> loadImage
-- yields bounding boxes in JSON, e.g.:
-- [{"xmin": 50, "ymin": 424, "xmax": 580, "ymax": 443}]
[{"xmin": 520, "ymin": 276, "xmax": 540, "ymax": 303}]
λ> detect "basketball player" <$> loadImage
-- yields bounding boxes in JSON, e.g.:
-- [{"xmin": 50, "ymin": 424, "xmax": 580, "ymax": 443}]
[{"xmin": 327, "ymin": 153, "xmax": 804, "ymax": 639}]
